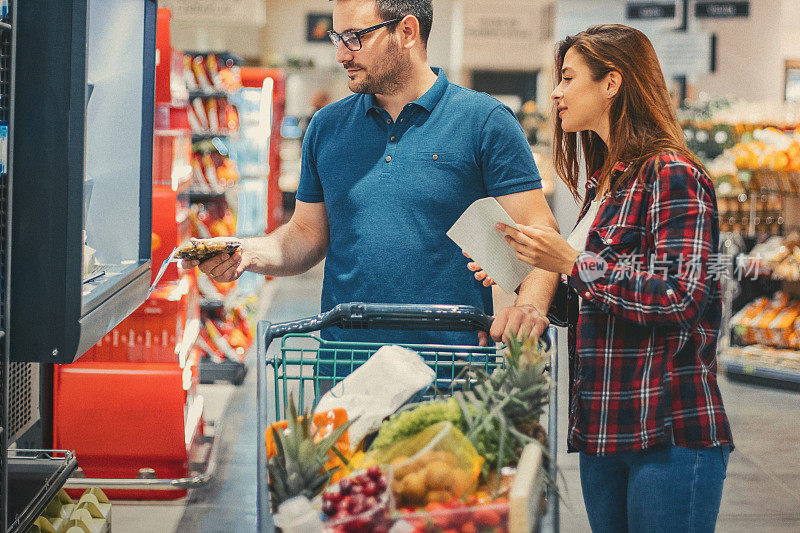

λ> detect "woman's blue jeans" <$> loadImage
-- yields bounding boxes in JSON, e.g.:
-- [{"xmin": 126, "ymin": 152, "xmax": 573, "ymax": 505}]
[{"xmin": 579, "ymin": 445, "xmax": 730, "ymax": 533}]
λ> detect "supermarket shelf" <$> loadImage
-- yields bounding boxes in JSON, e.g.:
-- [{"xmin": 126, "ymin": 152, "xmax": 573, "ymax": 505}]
[
  {"xmin": 199, "ymin": 297, "xmax": 225, "ymax": 312},
  {"xmin": 186, "ymin": 188, "xmax": 227, "ymax": 203},
  {"xmin": 154, "ymin": 127, "xmax": 192, "ymax": 137},
  {"xmin": 719, "ymin": 351, "xmax": 800, "ymax": 391},
  {"xmin": 191, "ymin": 131, "xmax": 234, "ymax": 142},
  {"xmin": 64, "ymin": 419, "xmax": 220, "ymax": 491},
  {"xmin": 199, "ymin": 357, "xmax": 247, "ymax": 386},
  {"xmin": 7, "ymin": 450, "xmax": 78, "ymax": 533},
  {"xmin": 188, "ymin": 89, "xmax": 229, "ymax": 99}
]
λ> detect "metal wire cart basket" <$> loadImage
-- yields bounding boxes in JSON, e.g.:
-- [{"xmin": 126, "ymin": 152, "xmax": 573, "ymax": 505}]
[{"xmin": 256, "ymin": 303, "xmax": 560, "ymax": 533}]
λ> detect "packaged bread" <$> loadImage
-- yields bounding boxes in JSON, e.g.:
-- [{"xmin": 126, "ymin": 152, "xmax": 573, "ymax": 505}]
[
  {"xmin": 731, "ymin": 297, "xmax": 770, "ymax": 345},
  {"xmin": 767, "ymin": 303, "xmax": 800, "ymax": 347},
  {"xmin": 750, "ymin": 293, "xmax": 789, "ymax": 345}
]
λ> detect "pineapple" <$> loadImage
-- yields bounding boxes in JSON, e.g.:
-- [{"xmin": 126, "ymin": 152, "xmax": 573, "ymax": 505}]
[
  {"xmin": 495, "ymin": 335, "xmax": 550, "ymax": 441},
  {"xmin": 267, "ymin": 396, "xmax": 351, "ymax": 510},
  {"xmin": 454, "ymin": 333, "xmax": 551, "ymax": 481}
]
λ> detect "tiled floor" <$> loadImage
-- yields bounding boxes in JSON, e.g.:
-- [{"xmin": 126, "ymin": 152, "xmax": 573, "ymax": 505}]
[{"xmin": 113, "ymin": 264, "xmax": 800, "ymax": 532}]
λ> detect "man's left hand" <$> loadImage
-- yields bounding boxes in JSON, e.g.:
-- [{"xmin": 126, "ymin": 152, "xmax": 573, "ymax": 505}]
[{"xmin": 482, "ymin": 304, "xmax": 550, "ymax": 344}]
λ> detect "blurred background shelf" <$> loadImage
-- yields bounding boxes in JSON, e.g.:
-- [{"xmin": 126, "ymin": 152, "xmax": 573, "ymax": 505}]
[{"xmin": 719, "ymin": 348, "xmax": 800, "ymax": 391}]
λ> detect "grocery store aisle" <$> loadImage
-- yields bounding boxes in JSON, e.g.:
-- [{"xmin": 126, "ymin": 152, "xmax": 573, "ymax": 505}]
[
  {"xmin": 117, "ymin": 262, "xmax": 800, "ymax": 532},
  {"xmin": 176, "ymin": 264, "xmax": 326, "ymax": 532}
]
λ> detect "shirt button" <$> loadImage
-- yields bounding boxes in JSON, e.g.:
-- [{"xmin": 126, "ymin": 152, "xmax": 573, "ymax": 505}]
[
  {"xmin": 666, "ymin": 289, "xmax": 675, "ymax": 296},
  {"xmin": 390, "ymin": 136, "xmax": 397, "ymax": 142},
  {"xmin": 386, "ymin": 119, "xmax": 391, "ymax": 125},
  {"xmin": 385, "ymin": 156, "xmax": 392, "ymax": 163},
  {"xmin": 432, "ymin": 154, "xmax": 439, "ymax": 161},
  {"xmin": 584, "ymin": 292, "xmax": 591, "ymax": 299}
]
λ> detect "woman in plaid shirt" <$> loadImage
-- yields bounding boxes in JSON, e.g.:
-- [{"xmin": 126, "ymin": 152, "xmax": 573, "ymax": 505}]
[{"xmin": 481, "ymin": 25, "xmax": 734, "ymax": 532}]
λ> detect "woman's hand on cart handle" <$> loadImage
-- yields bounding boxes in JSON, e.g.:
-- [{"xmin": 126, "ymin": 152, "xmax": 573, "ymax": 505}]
[{"xmin": 490, "ymin": 304, "xmax": 550, "ymax": 344}]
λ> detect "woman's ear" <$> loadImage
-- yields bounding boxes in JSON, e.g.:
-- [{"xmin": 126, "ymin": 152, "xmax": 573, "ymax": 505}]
[{"xmin": 606, "ymin": 71, "xmax": 622, "ymax": 98}]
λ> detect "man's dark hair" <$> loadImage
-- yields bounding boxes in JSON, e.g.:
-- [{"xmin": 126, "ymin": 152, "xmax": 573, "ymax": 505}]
[
  {"xmin": 332, "ymin": 0, "xmax": 433, "ymax": 46},
  {"xmin": 377, "ymin": 0, "xmax": 433, "ymax": 45}
]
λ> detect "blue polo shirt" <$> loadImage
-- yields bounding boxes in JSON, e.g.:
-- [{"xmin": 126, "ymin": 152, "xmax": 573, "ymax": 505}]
[{"xmin": 296, "ymin": 68, "xmax": 541, "ymax": 347}]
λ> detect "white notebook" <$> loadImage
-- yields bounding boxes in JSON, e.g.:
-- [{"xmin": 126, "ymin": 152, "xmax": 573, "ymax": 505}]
[{"xmin": 447, "ymin": 197, "xmax": 533, "ymax": 294}]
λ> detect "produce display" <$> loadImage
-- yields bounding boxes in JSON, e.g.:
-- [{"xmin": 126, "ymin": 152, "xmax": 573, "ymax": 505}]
[
  {"xmin": 682, "ymin": 98, "xmax": 800, "ymax": 389},
  {"xmin": 744, "ymin": 233, "xmax": 800, "ymax": 281},
  {"xmin": 268, "ymin": 335, "xmax": 553, "ymax": 532},
  {"xmin": 716, "ymin": 193, "xmax": 783, "ymax": 235},
  {"xmin": 731, "ymin": 291, "xmax": 800, "ymax": 350},
  {"xmin": 721, "ymin": 344, "xmax": 800, "ymax": 373}
]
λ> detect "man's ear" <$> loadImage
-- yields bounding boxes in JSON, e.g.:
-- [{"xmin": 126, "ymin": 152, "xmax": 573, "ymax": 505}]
[{"xmin": 397, "ymin": 14, "xmax": 421, "ymax": 50}]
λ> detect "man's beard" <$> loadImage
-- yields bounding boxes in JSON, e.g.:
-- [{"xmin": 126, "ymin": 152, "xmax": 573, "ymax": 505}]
[{"xmin": 346, "ymin": 38, "xmax": 409, "ymax": 95}]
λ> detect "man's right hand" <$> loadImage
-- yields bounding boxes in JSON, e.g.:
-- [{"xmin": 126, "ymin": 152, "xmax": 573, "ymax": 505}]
[{"xmin": 180, "ymin": 237, "xmax": 248, "ymax": 283}]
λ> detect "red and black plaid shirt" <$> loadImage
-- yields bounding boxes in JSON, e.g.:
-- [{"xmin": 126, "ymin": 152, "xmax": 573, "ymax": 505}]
[{"xmin": 565, "ymin": 153, "xmax": 733, "ymax": 456}]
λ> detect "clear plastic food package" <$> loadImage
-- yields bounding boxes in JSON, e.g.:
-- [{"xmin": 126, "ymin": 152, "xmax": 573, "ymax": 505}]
[{"xmin": 366, "ymin": 421, "xmax": 483, "ymax": 508}]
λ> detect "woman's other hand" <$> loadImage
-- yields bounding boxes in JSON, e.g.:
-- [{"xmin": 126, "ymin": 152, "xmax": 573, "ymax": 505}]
[
  {"xmin": 497, "ymin": 222, "xmax": 581, "ymax": 276},
  {"xmin": 462, "ymin": 251, "xmax": 496, "ymax": 287}
]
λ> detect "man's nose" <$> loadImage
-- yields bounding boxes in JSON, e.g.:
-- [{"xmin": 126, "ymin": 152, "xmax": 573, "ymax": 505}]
[{"xmin": 336, "ymin": 41, "xmax": 353, "ymax": 63}]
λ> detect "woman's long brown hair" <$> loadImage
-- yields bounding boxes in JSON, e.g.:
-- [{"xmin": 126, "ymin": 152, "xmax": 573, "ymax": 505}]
[{"xmin": 553, "ymin": 24, "xmax": 707, "ymax": 201}]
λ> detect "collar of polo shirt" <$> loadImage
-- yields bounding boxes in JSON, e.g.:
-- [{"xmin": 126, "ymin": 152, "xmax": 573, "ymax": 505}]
[{"xmin": 361, "ymin": 67, "xmax": 450, "ymax": 117}]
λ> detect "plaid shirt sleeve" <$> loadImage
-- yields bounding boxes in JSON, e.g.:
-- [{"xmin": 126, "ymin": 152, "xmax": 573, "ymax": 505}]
[{"xmin": 569, "ymin": 157, "xmax": 717, "ymax": 329}]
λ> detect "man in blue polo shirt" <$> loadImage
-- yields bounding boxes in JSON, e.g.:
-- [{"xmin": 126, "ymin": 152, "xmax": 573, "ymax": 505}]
[{"xmin": 187, "ymin": 0, "xmax": 559, "ymax": 347}]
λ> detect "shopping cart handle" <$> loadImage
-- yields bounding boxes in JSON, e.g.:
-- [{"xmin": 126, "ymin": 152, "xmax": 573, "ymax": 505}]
[{"xmin": 264, "ymin": 302, "xmax": 551, "ymax": 350}]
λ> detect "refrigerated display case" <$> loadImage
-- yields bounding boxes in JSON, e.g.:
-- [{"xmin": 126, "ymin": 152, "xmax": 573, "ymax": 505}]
[
  {"xmin": 2, "ymin": 1, "xmax": 158, "ymax": 530},
  {"xmin": 10, "ymin": 0, "xmax": 157, "ymax": 365},
  {"xmin": 50, "ymin": 8, "xmax": 217, "ymax": 502}
]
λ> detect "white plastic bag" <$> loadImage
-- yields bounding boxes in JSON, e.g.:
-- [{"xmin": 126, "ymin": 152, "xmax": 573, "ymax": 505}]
[{"xmin": 315, "ymin": 345, "xmax": 435, "ymax": 449}]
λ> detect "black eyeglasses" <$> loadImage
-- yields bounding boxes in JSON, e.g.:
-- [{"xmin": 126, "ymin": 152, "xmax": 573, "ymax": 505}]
[{"xmin": 328, "ymin": 18, "xmax": 403, "ymax": 52}]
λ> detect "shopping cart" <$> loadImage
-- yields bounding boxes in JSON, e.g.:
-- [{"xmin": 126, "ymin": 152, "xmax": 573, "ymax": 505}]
[{"xmin": 256, "ymin": 302, "xmax": 560, "ymax": 533}]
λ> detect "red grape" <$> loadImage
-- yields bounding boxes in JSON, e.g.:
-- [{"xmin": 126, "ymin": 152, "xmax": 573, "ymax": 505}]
[
  {"xmin": 338, "ymin": 478, "xmax": 353, "ymax": 494},
  {"xmin": 363, "ymin": 481, "xmax": 379, "ymax": 497},
  {"xmin": 322, "ymin": 500, "xmax": 337, "ymax": 517},
  {"xmin": 347, "ymin": 495, "xmax": 364, "ymax": 514},
  {"xmin": 367, "ymin": 465, "xmax": 382, "ymax": 480}
]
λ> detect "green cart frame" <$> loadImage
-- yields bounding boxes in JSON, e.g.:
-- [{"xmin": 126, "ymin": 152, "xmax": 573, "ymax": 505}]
[{"xmin": 256, "ymin": 302, "xmax": 560, "ymax": 533}]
